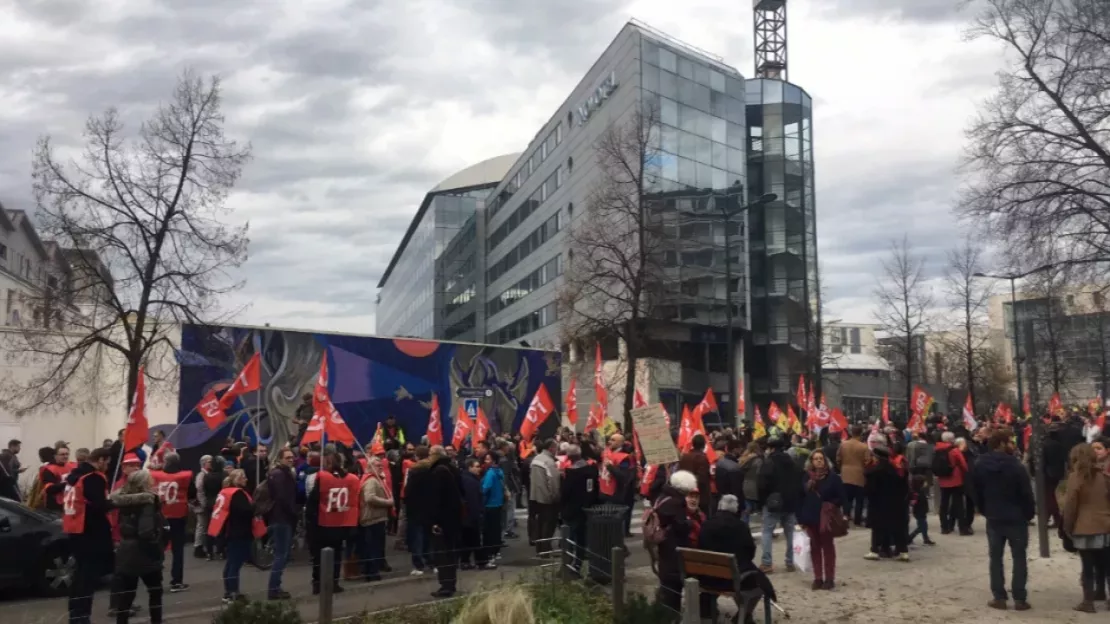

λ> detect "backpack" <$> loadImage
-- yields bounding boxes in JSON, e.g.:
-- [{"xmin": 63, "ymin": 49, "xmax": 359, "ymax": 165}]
[
  {"xmin": 253, "ymin": 479, "xmax": 274, "ymax": 517},
  {"xmin": 642, "ymin": 497, "xmax": 671, "ymax": 575},
  {"xmin": 931, "ymin": 448, "xmax": 954, "ymax": 478},
  {"xmin": 912, "ymin": 450, "xmax": 932, "ymax": 473}
]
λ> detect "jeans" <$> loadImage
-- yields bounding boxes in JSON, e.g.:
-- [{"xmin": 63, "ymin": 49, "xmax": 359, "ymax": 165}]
[
  {"xmin": 908, "ymin": 514, "xmax": 930, "ymax": 543},
  {"xmin": 986, "ymin": 521, "xmax": 1028, "ymax": 602},
  {"xmin": 310, "ymin": 536, "xmax": 344, "ymax": 591},
  {"xmin": 432, "ymin": 532, "xmax": 458, "ymax": 592},
  {"xmin": 482, "ymin": 507, "xmax": 503, "ymax": 562},
  {"xmin": 360, "ymin": 522, "xmax": 386, "ymax": 576},
  {"xmin": 503, "ymin": 499, "xmax": 518, "ymax": 534},
  {"xmin": 268, "ymin": 523, "xmax": 294, "ymax": 593},
  {"xmin": 567, "ymin": 519, "xmax": 587, "ymax": 569},
  {"xmin": 460, "ymin": 525, "xmax": 481, "ymax": 565},
  {"xmin": 742, "ymin": 499, "xmax": 758, "ymax": 524},
  {"xmin": 804, "ymin": 526, "xmax": 836, "ymax": 582},
  {"xmin": 223, "ymin": 538, "xmax": 251, "ymax": 595},
  {"xmin": 760, "ymin": 509, "xmax": 796, "ymax": 567},
  {"xmin": 842, "ymin": 484, "xmax": 865, "ymax": 524},
  {"xmin": 167, "ymin": 518, "xmax": 187, "ymax": 585},
  {"xmin": 407, "ymin": 522, "xmax": 429, "ymax": 570},
  {"xmin": 940, "ymin": 487, "xmax": 966, "ymax": 532},
  {"xmin": 111, "ymin": 570, "xmax": 163, "ymax": 624},
  {"xmin": 194, "ymin": 511, "xmax": 209, "ymax": 553}
]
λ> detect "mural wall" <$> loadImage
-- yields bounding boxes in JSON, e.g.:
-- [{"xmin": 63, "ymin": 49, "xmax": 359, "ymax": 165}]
[{"xmin": 160, "ymin": 323, "xmax": 562, "ymax": 458}]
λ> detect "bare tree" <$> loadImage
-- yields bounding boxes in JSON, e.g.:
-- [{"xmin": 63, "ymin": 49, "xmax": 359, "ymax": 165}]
[
  {"xmin": 874, "ymin": 236, "xmax": 933, "ymax": 410},
  {"xmin": 1024, "ymin": 265, "xmax": 1073, "ymax": 400},
  {"xmin": 959, "ymin": 0, "xmax": 1110, "ymax": 265},
  {"xmin": 557, "ymin": 104, "xmax": 667, "ymax": 432},
  {"xmin": 2, "ymin": 71, "xmax": 251, "ymax": 414},
  {"xmin": 943, "ymin": 235, "xmax": 995, "ymax": 410}
]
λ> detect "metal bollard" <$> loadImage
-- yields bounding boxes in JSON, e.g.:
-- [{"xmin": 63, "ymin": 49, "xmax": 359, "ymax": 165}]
[
  {"xmin": 560, "ymin": 525, "xmax": 574, "ymax": 582},
  {"xmin": 682, "ymin": 577, "xmax": 700, "ymax": 623},
  {"xmin": 320, "ymin": 547, "xmax": 334, "ymax": 624},
  {"xmin": 610, "ymin": 547, "xmax": 625, "ymax": 621}
]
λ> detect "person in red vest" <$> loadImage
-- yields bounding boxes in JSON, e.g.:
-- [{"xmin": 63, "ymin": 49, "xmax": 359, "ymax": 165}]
[
  {"xmin": 601, "ymin": 434, "xmax": 635, "ymax": 536},
  {"xmin": 306, "ymin": 451, "xmax": 359, "ymax": 595},
  {"xmin": 357, "ymin": 455, "xmax": 394, "ymax": 581},
  {"xmin": 41, "ymin": 444, "xmax": 77, "ymax": 513},
  {"xmin": 64, "ymin": 447, "xmax": 113, "ymax": 624},
  {"xmin": 560, "ymin": 445, "xmax": 599, "ymax": 573},
  {"xmin": 207, "ymin": 468, "xmax": 254, "ymax": 603},
  {"xmin": 151, "ymin": 452, "xmax": 195, "ymax": 593}
]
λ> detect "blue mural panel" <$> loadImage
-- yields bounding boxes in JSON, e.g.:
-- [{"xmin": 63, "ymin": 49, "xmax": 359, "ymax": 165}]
[{"xmin": 159, "ymin": 323, "xmax": 562, "ymax": 456}]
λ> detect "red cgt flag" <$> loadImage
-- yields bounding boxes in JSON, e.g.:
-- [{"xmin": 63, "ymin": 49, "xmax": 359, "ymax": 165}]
[
  {"xmin": 633, "ymin": 389, "xmax": 648, "ymax": 409},
  {"xmin": 881, "ymin": 394, "xmax": 890, "ymax": 425},
  {"xmin": 218, "ymin": 353, "xmax": 261, "ymax": 410},
  {"xmin": 767, "ymin": 401, "xmax": 783, "ymax": 425},
  {"xmin": 426, "ymin": 394, "xmax": 444, "ymax": 447},
  {"xmin": 453, "ymin": 406, "xmax": 474, "ymax": 449},
  {"xmin": 565, "ymin": 379, "xmax": 579, "ymax": 426},
  {"xmin": 585, "ymin": 403, "xmax": 603, "ymax": 434},
  {"xmin": 123, "ymin": 367, "xmax": 150, "ymax": 450},
  {"xmin": 829, "ymin": 407, "xmax": 849, "ymax": 434},
  {"xmin": 302, "ymin": 353, "xmax": 355, "ymax": 446},
  {"xmin": 476, "ymin": 406, "xmax": 491, "ymax": 442},
  {"xmin": 197, "ymin": 388, "xmax": 228, "ymax": 431},
  {"xmin": 520, "ymin": 384, "xmax": 556, "ymax": 441},
  {"xmin": 737, "ymin": 378, "xmax": 746, "ymax": 418},
  {"xmin": 594, "ymin": 344, "xmax": 608, "ymax": 411},
  {"xmin": 796, "ymin": 375, "xmax": 807, "ymax": 415},
  {"xmin": 369, "ymin": 423, "xmax": 385, "ymax": 456}
]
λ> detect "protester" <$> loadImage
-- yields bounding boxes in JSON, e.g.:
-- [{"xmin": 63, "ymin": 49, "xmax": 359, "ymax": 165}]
[
  {"xmin": 560, "ymin": 444, "xmax": 599, "ymax": 572},
  {"xmin": 64, "ymin": 447, "xmax": 113, "ymax": 624},
  {"xmin": 209, "ymin": 468, "xmax": 255, "ymax": 603},
  {"xmin": 1061, "ymin": 443, "xmax": 1110, "ymax": 612},
  {"xmin": 837, "ymin": 426, "xmax": 870, "ymax": 526},
  {"xmin": 202, "ymin": 456, "xmax": 228, "ymax": 560},
  {"xmin": 758, "ymin": 435, "xmax": 803, "ymax": 574},
  {"xmin": 266, "ymin": 447, "xmax": 298, "ymax": 598},
  {"xmin": 110, "ymin": 469, "xmax": 165, "ymax": 624},
  {"xmin": 654, "ymin": 470, "xmax": 704, "ymax": 613},
  {"xmin": 426, "ymin": 445, "xmax": 464, "ymax": 598},
  {"xmin": 935, "ymin": 431, "xmax": 971, "ymax": 535},
  {"xmin": 307, "ymin": 451, "xmax": 358, "ymax": 596},
  {"xmin": 150, "ymin": 452, "xmax": 195, "ymax": 593},
  {"xmin": 972, "ymin": 429, "xmax": 1034, "ymax": 611},
  {"xmin": 739, "ymin": 441, "xmax": 764, "ymax": 523},
  {"xmin": 480, "ymin": 451, "xmax": 505, "ymax": 568},
  {"xmin": 529, "ymin": 439, "xmax": 561, "ymax": 556},
  {"xmin": 798, "ymin": 450, "xmax": 843, "ymax": 589},
  {"xmin": 357, "ymin": 454, "xmax": 393, "ymax": 581},
  {"xmin": 907, "ymin": 473, "xmax": 935, "ymax": 546},
  {"xmin": 678, "ymin": 434, "xmax": 713, "ymax": 515},
  {"xmin": 864, "ymin": 445, "xmax": 910, "ymax": 562},
  {"xmin": 458, "ymin": 457, "xmax": 484, "ymax": 570},
  {"xmin": 191, "ymin": 455, "xmax": 212, "ymax": 558}
]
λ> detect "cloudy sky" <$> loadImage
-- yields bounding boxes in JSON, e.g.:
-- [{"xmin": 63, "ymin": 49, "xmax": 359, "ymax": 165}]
[{"xmin": 1, "ymin": 0, "xmax": 1005, "ymax": 334}]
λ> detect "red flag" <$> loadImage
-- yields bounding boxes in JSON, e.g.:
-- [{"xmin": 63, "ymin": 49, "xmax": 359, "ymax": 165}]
[
  {"xmin": 520, "ymin": 384, "xmax": 555, "ymax": 441},
  {"xmin": 786, "ymin": 404, "xmax": 799, "ymax": 432},
  {"xmin": 963, "ymin": 395, "xmax": 977, "ymax": 431},
  {"xmin": 1023, "ymin": 392, "xmax": 1032, "ymax": 418},
  {"xmin": 1097, "ymin": 410, "xmax": 1107, "ymax": 431},
  {"xmin": 699, "ymin": 389, "xmax": 718, "ymax": 414},
  {"xmin": 633, "ymin": 389, "xmax": 648, "ymax": 409},
  {"xmin": 796, "ymin": 375, "xmax": 807, "ymax": 414},
  {"xmin": 123, "ymin": 367, "xmax": 149, "ymax": 450},
  {"xmin": 306, "ymin": 353, "xmax": 355, "ymax": 445},
  {"xmin": 881, "ymin": 394, "xmax": 890, "ymax": 425},
  {"xmin": 585, "ymin": 403, "xmax": 603, "ymax": 434},
  {"xmin": 565, "ymin": 379, "xmax": 579, "ymax": 426},
  {"xmin": 453, "ymin": 406, "xmax": 474, "ymax": 449},
  {"xmin": 426, "ymin": 394, "xmax": 443, "ymax": 447},
  {"xmin": 594, "ymin": 344, "xmax": 608, "ymax": 412},
  {"xmin": 218, "ymin": 353, "xmax": 261, "ymax": 410},
  {"xmin": 196, "ymin": 388, "xmax": 228, "ymax": 431},
  {"xmin": 476, "ymin": 406, "xmax": 491, "ymax": 442},
  {"xmin": 1049, "ymin": 392, "xmax": 1065, "ymax": 418},
  {"xmin": 369, "ymin": 423, "xmax": 385, "ymax": 456},
  {"xmin": 807, "ymin": 383, "xmax": 817, "ymax": 420},
  {"xmin": 301, "ymin": 411, "xmax": 325, "ymax": 446},
  {"xmin": 767, "ymin": 401, "xmax": 783, "ymax": 425},
  {"xmin": 829, "ymin": 407, "xmax": 849, "ymax": 434},
  {"xmin": 677, "ymin": 405, "xmax": 694, "ymax": 451},
  {"xmin": 737, "ymin": 378, "xmax": 746, "ymax": 418}
]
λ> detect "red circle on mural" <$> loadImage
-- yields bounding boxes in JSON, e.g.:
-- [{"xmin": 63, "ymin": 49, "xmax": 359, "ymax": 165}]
[{"xmin": 393, "ymin": 339, "xmax": 439, "ymax": 358}]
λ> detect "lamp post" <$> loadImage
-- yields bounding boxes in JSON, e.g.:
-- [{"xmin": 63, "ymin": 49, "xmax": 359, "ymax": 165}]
[
  {"xmin": 678, "ymin": 186, "xmax": 776, "ymax": 426},
  {"xmin": 974, "ymin": 264, "xmax": 1052, "ymax": 558}
]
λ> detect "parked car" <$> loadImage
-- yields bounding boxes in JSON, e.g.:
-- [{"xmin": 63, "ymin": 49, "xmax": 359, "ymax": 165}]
[{"xmin": 0, "ymin": 497, "xmax": 74, "ymax": 596}]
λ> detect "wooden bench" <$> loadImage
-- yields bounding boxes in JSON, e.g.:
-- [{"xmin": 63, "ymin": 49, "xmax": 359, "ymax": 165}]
[{"xmin": 676, "ymin": 547, "xmax": 771, "ymax": 623}]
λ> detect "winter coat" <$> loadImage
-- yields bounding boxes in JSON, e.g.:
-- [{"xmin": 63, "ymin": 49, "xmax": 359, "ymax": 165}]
[
  {"xmin": 460, "ymin": 471, "xmax": 484, "ymax": 529},
  {"xmin": 529, "ymin": 452, "xmax": 560, "ymax": 505},
  {"xmin": 739, "ymin": 454, "xmax": 763, "ymax": 501},
  {"xmin": 403, "ymin": 459, "xmax": 434, "ymax": 525},
  {"xmin": 65, "ymin": 462, "xmax": 113, "ymax": 552},
  {"xmin": 655, "ymin": 484, "xmax": 704, "ymax": 582},
  {"xmin": 934, "ymin": 442, "xmax": 969, "ymax": 489},
  {"xmin": 715, "ymin": 455, "xmax": 744, "ymax": 502},
  {"xmin": 972, "ymin": 451, "xmax": 1035, "ymax": 526},
  {"xmin": 1062, "ymin": 471, "xmax": 1110, "ymax": 537},
  {"xmin": 560, "ymin": 461, "xmax": 599, "ymax": 525},
  {"xmin": 797, "ymin": 471, "xmax": 844, "ymax": 529},
  {"xmin": 358, "ymin": 473, "xmax": 392, "ymax": 526},
  {"xmin": 696, "ymin": 511, "xmax": 774, "ymax": 601},
  {"xmin": 481, "ymin": 465, "xmax": 505, "ymax": 509},
  {"xmin": 266, "ymin": 465, "xmax": 298, "ymax": 527},
  {"xmin": 864, "ymin": 455, "xmax": 909, "ymax": 529},
  {"xmin": 758, "ymin": 450, "xmax": 805, "ymax": 514},
  {"xmin": 110, "ymin": 491, "xmax": 165, "ymax": 576},
  {"xmin": 427, "ymin": 457, "xmax": 464, "ymax": 538},
  {"xmin": 837, "ymin": 439, "xmax": 871, "ymax": 487}
]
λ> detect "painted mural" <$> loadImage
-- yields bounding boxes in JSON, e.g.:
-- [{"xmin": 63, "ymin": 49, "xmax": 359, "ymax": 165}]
[{"xmin": 158, "ymin": 323, "xmax": 562, "ymax": 459}]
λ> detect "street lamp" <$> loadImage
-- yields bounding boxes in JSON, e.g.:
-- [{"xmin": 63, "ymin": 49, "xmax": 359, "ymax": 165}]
[
  {"xmin": 973, "ymin": 264, "xmax": 1053, "ymax": 558},
  {"xmin": 676, "ymin": 186, "xmax": 776, "ymax": 426}
]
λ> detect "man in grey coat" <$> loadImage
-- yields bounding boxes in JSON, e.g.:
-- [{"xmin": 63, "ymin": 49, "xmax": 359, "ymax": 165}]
[
  {"xmin": 529, "ymin": 439, "xmax": 561, "ymax": 555},
  {"xmin": 906, "ymin": 430, "xmax": 934, "ymax": 478}
]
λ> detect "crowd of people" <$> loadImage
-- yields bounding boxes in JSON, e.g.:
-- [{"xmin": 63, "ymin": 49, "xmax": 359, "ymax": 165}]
[{"xmin": 2, "ymin": 405, "xmax": 1109, "ymax": 623}]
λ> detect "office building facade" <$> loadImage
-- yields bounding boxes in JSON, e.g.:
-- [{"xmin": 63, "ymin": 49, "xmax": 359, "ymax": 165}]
[{"xmin": 378, "ymin": 21, "xmax": 820, "ymax": 415}]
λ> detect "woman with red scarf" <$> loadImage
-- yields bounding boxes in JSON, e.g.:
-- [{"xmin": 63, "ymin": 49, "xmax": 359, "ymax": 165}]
[
  {"xmin": 653, "ymin": 470, "xmax": 705, "ymax": 614},
  {"xmin": 798, "ymin": 450, "xmax": 844, "ymax": 589}
]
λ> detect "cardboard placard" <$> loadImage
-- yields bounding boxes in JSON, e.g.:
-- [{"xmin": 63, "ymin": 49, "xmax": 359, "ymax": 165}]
[{"xmin": 630, "ymin": 404, "xmax": 679, "ymax": 465}]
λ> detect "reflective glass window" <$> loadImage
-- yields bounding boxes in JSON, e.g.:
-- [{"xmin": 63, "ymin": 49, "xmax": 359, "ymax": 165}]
[
  {"xmin": 694, "ymin": 63, "xmax": 711, "ymax": 87},
  {"xmin": 659, "ymin": 70, "xmax": 678, "ymax": 99},
  {"xmin": 695, "ymin": 110, "xmax": 712, "ymax": 139},
  {"xmin": 678, "ymin": 77, "xmax": 695, "ymax": 105},
  {"xmin": 727, "ymin": 122, "xmax": 745, "ymax": 147},
  {"xmin": 727, "ymin": 146, "xmax": 745, "ymax": 172},
  {"xmin": 712, "ymin": 142, "xmax": 728, "ymax": 169},
  {"xmin": 690, "ymin": 83, "xmax": 711, "ymax": 113},
  {"xmin": 710, "ymin": 70, "xmax": 726, "ymax": 93},
  {"xmin": 678, "ymin": 104, "xmax": 698, "ymax": 134},
  {"xmin": 728, "ymin": 76, "xmax": 747, "ymax": 100},
  {"xmin": 712, "ymin": 167, "xmax": 728, "ymax": 190},
  {"xmin": 726, "ymin": 97, "xmax": 745, "ymax": 125},
  {"xmin": 662, "ymin": 124, "xmax": 679, "ymax": 154},
  {"xmin": 785, "ymin": 84, "xmax": 802, "ymax": 105},
  {"xmin": 696, "ymin": 162, "xmax": 714, "ymax": 188},
  {"xmin": 710, "ymin": 90, "xmax": 727, "ymax": 118},
  {"xmin": 659, "ymin": 47, "xmax": 677, "ymax": 73},
  {"xmin": 642, "ymin": 65, "xmax": 659, "ymax": 94},
  {"xmin": 711, "ymin": 116, "xmax": 727, "ymax": 144},
  {"xmin": 763, "ymin": 80, "xmax": 783, "ymax": 103},
  {"xmin": 677, "ymin": 56, "xmax": 694, "ymax": 80},
  {"xmin": 694, "ymin": 135, "xmax": 712, "ymax": 165},
  {"xmin": 661, "ymin": 97, "xmax": 678, "ymax": 126},
  {"xmin": 643, "ymin": 40, "xmax": 659, "ymax": 67},
  {"xmin": 678, "ymin": 157, "xmax": 696, "ymax": 187},
  {"xmin": 661, "ymin": 152, "xmax": 678, "ymax": 181},
  {"xmin": 679, "ymin": 130, "xmax": 697, "ymax": 160}
]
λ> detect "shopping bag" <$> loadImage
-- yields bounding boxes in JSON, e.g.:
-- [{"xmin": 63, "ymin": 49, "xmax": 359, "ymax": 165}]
[{"xmin": 792, "ymin": 530, "xmax": 811, "ymax": 574}]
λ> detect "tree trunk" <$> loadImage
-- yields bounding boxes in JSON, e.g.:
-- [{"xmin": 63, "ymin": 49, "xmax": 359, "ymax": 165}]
[{"xmin": 622, "ymin": 321, "xmax": 638, "ymax": 435}]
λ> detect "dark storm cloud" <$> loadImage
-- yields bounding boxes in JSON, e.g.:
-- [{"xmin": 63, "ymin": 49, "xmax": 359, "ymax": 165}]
[{"xmin": 818, "ymin": 0, "xmax": 970, "ymax": 23}]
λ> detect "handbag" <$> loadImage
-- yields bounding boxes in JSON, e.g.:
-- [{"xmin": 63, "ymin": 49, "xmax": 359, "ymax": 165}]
[{"xmin": 821, "ymin": 502, "xmax": 848, "ymax": 538}]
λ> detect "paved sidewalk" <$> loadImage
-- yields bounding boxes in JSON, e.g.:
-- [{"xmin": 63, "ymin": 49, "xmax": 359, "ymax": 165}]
[{"xmin": 628, "ymin": 524, "xmax": 1094, "ymax": 623}]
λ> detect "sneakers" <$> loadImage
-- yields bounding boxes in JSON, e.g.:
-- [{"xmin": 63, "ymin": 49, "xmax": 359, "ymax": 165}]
[
  {"xmin": 169, "ymin": 583, "xmax": 189, "ymax": 593},
  {"xmin": 758, "ymin": 563, "xmax": 774, "ymax": 574},
  {"xmin": 864, "ymin": 552, "xmax": 880, "ymax": 561},
  {"xmin": 897, "ymin": 553, "xmax": 910, "ymax": 562},
  {"xmin": 480, "ymin": 562, "xmax": 498, "ymax": 570},
  {"xmin": 222, "ymin": 593, "xmax": 244, "ymax": 604},
  {"xmin": 410, "ymin": 569, "xmax": 426, "ymax": 576},
  {"xmin": 1074, "ymin": 601, "xmax": 1096, "ymax": 613},
  {"xmin": 923, "ymin": 538, "xmax": 937, "ymax": 546}
]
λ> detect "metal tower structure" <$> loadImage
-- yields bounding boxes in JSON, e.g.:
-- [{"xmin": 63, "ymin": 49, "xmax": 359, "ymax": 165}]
[{"xmin": 753, "ymin": 0, "xmax": 787, "ymax": 80}]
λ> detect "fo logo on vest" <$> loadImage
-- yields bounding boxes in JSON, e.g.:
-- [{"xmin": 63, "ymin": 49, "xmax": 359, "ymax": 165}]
[{"xmin": 326, "ymin": 487, "xmax": 350, "ymax": 512}]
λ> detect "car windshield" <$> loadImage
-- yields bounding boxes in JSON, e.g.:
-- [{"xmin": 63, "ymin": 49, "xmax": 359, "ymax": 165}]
[{"xmin": 0, "ymin": 499, "xmax": 51, "ymax": 523}]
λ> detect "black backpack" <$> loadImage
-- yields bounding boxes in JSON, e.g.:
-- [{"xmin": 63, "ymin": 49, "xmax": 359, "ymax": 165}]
[
  {"xmin": 253, "ymin": 479, "xmax": 274, "ymax": 517},
  {"xmin": 931, "ymin": 448, "xmax": 954, "ymax": 478}
]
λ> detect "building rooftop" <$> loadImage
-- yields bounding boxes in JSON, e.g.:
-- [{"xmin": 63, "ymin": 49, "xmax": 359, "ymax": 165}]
[{"xmin": 824, "ymin": 353, "xmax": 891, "ymax": 372}]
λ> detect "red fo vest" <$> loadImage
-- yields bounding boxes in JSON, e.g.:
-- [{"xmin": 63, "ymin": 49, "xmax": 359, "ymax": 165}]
[
  {"xmin": 151, "ymin": 470, "xmax": 192, "ymax": 519},
  {"xmin": 208, "ymin": 487, "xmax": 247, "ymax": 537},
  {"xmin": 62, "ymin": 473, "xmax": 99, "ymax": 535},
  {"xmin": 46, "ymin": 462, "xmax": 77, "ymax": 506},
  {"xmin": 557, "ymin": 455, "xmax": 570, "ymax": 474},
  {"xmin": 600, "ymin": 450, "xmax": 630, "ymax": 497},
  {"xmin": 317, "ymin": 471, "xmax": 359, "ymax": 528}
]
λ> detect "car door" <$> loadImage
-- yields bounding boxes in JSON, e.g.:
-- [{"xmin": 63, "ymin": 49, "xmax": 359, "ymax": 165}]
[{"xmin": 0, "ymin": 503, "xmax": 26, "ymax": 583}]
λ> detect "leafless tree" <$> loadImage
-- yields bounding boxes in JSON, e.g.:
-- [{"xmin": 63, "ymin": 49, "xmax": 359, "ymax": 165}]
[
  {"xmin": 959, "ymin": 0, "xmax": 1110, "ymax": 266},
  {"xmin": 1024, "ymin": 265, "xmax": 1073, "ymax": 400},
  {"xmin": 557, "ymin": 104, "xmax": 668, "ymax": 432},
  {"xmin": 874, "ymin": 236, "xmax": 934, "ymax": 409},
  {"xmin": 1, "ymin": 71, "xmax": 251, "ymax": 414},
  {"xmin": 942, "ymin": 235, "xmax": 995, "ymax": 410}
]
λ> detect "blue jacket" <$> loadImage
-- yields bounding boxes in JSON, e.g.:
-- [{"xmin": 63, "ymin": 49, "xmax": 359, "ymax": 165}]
[
  {"xmin": 797, "ymin": 471, "xmax": 844, "ymax": 528},
  {"xmin": 972, "ymin": 451, "xmax": 1035, "ymax": 525},
  {"xmin": 481, "ymin": 466, "xmax": 505, "ymax": 508}
]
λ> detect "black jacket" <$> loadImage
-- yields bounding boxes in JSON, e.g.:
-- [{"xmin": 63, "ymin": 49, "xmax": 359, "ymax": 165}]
[
  {"xmin": 655, "ymin": 484, "xmax": 702, "ymax": 582},
  {"xmin": 403, "ymin": 460, "xmax": 434, "ymax": 525},
  {"xmin": 202, "ymin": 458, "xmax": 226, "ymax": 513},
  {"xmin": 66, "ymin": 462, "xmax": 112, "ymax": 548},
  {"xmin": 266, "ymin": 465, "xmax": 298, "ymax": 527},
  {"xmin": 460, "ymin": 470, "xmax": 483, "ymax": 529},
  {"xmin": 560, "ymin": 461, "xmax": 599, "ymax": 525},
  {"xmin": 111, "ymin": 491, "xmax": 164, "ymax": 576},
  {"xmin": 972, "ymin": 451, "xmax": 1035, "ymax": 526},
  {"xmin": 715, "ymin": 454, "xmax": 744, "ymax": 502},
  {"xmin": 758, "ymin": 450, "xmax": 804, "ymax": 514},
  {"xmin": 697, "ymin": 511, "xmax": 774, "ymax": 600},
  {"xmin": 427, "ymin": 457, "xmax": 464, "ymax": 538},
  {"xmin": 864, "ymin": 455, "xmax": 909, "ymax": 528},
  {"xmin": 223, "ymin": 487, "xmax": 255, "ymax": 541}
]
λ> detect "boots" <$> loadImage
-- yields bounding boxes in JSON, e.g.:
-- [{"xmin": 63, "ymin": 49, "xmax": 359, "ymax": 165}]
[{"xmin": 1075, "ymin": 588, "xmax": 1096, "ymax": 613}]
